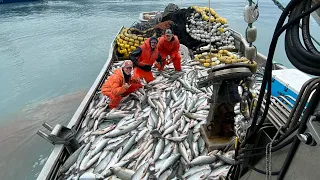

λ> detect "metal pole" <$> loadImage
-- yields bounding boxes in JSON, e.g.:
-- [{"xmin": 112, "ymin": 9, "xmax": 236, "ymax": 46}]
[{"xmin": 209, "ymin": 0, "xmax": 213, "ymax": 69}]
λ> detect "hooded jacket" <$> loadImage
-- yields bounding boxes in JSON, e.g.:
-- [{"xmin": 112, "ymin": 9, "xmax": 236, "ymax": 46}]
[
  {"xmin": 129, "ymin": 37, "xmax": 162, "ymax": 67},
  {"xmin": 101, "ymin": 68, "xmax": 139, "ymax": 96}
]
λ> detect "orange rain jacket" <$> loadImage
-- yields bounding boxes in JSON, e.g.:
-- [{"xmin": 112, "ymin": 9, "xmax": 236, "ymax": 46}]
[
  {"xmin": 157, "ymin": 35, "xmax": 180, "ymax": 60},
  {"xmin": 129, "ymin": 37, "xmax": 162, "ymax": 82},
  {"xmin": 101, "ymin": 68, "xmax": 140, "ymax": 96},
  {"xmin": 157, "ymin": 35, "xmax": 182, "ymax": 71}
]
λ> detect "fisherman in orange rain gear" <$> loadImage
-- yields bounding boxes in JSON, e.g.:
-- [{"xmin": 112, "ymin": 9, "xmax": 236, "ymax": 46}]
[
  {"xmin": 101, "ymin": 60, "xmax": 142, "ymax": 109},
  {"xmin": 157, "ymin": 29, "xmax": 182, "ymax": 71},
  {"xmin": 129, "ymin": 36, "xmax": 163, "ymax": 83}
]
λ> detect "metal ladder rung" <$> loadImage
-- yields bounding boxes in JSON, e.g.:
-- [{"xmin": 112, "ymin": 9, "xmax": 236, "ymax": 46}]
[
  {"xmin": 270, "ymin": 97, "xmax": 291, "ymax": 118},
  {"xmin": 262, "ymin": 100, "xmax": 289, "ymax": 124},
  {"xmin": 261, "ymin": 103, "xmax": 285, "ymax": 127},
  {"xmin": 261, "ymin": 98, "xmax": 290, "ymax": 132}
]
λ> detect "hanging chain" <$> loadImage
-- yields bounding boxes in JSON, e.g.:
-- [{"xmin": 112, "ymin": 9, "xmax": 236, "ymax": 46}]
[
  {"xmin": 265, "ymin": 142, "xmax": 270, "ymax": 180},
  {"xmin": 265, "ymin": 128, "xmax": 281, "ymax": 180}
]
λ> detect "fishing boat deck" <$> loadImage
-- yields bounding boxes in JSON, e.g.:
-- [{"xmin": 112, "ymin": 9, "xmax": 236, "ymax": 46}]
[{"xmin": 36, "ymin": 10, "xmax": 284, "ymax": 179}]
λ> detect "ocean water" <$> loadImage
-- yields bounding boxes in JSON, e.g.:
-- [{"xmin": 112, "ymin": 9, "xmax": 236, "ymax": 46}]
[{"xmin": 0, "ymin": 0, "xmax": 319, "ymax": 179}]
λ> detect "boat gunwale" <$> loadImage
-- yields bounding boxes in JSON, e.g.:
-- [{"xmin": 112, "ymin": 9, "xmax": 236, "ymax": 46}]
[
  {"xmin": 36, "ymin": 26, "xmax": 124, "ymax": 180},
  {"xmin": 229, "ymin": 28, "xmax": 284, "ymax": 70}
]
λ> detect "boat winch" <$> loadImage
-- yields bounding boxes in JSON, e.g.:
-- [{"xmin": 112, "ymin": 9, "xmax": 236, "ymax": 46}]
[{"xmin": 198, "ymin": 64, "xmax": 255, "ymax": 150}]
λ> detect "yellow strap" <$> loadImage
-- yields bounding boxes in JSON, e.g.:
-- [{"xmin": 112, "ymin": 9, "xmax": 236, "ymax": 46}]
[{"xmin": 235, "ymin": 137, "xmax": 239, "ymax": 149}]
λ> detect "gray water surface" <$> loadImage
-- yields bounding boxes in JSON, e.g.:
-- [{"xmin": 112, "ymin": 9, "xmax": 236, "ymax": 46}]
[{"xmin": 0, "ymin": 0, "xmax": 319, "ymax": 179}]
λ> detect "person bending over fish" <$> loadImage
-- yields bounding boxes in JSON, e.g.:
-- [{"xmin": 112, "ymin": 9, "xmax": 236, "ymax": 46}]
[
  {"xmin": 101, "ymin": 60, "xmax": 142, "ymax": 109},
  {"xmin": 156, "ymin": 29, "xmax": 182, "ymax": 72},
  {"xmin": 129, "ymin": 36, "xmax": 163, "ymax": 83}
]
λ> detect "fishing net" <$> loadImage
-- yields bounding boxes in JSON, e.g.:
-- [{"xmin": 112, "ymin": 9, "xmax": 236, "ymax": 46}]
[
  {"xmin": 153, "ymin": 20, "xmax": 174, "ymax": 36},
  {"xmin": 154, "ymin": 20, "xmax": 173, "ymax": 30},
  {"xmin": 162, "ymin": 3, "xmax": 180, "ymax": 18},
  {"xmin": 129, "ymin": 28, "xmax": 155, "ymax": 38},
  {"xmin": 161, "ymin": 7, "xmax": 203, "ymax": 49},
  {"xmin": 132, "ymin": 4, "xmax": 214, "ymax": 50},
  {"xmin": 132, "ymin": 21, "xmax": 153, "ymax": 31}
]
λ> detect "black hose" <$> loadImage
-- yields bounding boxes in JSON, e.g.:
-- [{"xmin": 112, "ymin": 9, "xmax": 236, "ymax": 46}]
[
  {"xmin": 233, "ymin": 164, "xmax": 241, "ymax": 180},
  {"xmin": 277, "ymin": 83, "xmax": 320, "ymax": 180},
  {"xmin": 239, "ymin": 123, "xmax": 298, "ymax": 152},
  {"xmin": 241, "ymin": 0, "xmax": 303, "ymax": 148},
  {"xmin": 237, "ymin": 79, "xmax": 318, "ymax": 158},
  {"xmin": 284, "ymin": 2, "xmax": 320, "ymax": 75},
  {"xmin": 237, "ymin": 136, "xmax": 295, "ymax": 159},
  {"xmin": 235, "ymin": 1, "xmax": 320, "ymax": 178},
  {"xmin": 288, "ymin": 82, "xmax": 319, "ymax": 130},
  {"xmin": 272, "ymin": 123, "xmax": 299, "ymax": 147},
  {"xmin": 287, "ymin": 3, "xmax": 320, "ymax": 69},
  {"xmin": 248, "ymin": 164, "xmax": 280, "ymax": 176},
  {"xmin": 283, "ymin": 77, "xmax": 316, "ymax": 129},
  {"xmin": 250, "ymin": 0, "xmax": 300, "ymax": 127},
  {"xmin": 231, "ymin": 136, "xmax": 291, "ymax": 179},
  {"xmin": 241, "ymin": 0, "xmax": 320, "ymax": 148},
  {"xmin": 273, "ymin": 2, "xmax": 320, "ymax": 41},
  {"xmin": 238, "ymin": 81, "xmax": 319, "ymax": 178},
  {"xmin": 301, "ymin": 0, "xmax": 320, "ymax": 55},
  {"xmin": 285, "ymin": 43, "xmax": 320, "ymax": 75},
  {"xmin": 292, "ymin": 1, "xmax": 320, "ymax": 63},
  {"xmin": 227, "ymin": 164, "xmax": 236, "ymax": 180}
]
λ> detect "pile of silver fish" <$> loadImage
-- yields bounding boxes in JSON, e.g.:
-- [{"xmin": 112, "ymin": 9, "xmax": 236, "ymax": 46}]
[{"xmin": 58, "ymin": 45, "xmax": 237, "ymax": 180}]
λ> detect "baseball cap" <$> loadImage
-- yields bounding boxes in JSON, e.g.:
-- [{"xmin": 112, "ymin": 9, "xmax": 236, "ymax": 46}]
[
  {"xmin": 150, "ymin": 36, "xmax": 158, "ymax": 43},
  {"xmin": 122, "ymin": 60, "xmax": 133, "ymax": 68},
  {"xmin": 165, "ymin": 29, "xmax": 173, "ymax": 35}
]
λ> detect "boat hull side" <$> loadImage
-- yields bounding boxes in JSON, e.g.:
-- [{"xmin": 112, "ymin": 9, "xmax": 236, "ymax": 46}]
[{"xmin": 36, "ymin": 27, "xmax": 124, "ymax": 180}]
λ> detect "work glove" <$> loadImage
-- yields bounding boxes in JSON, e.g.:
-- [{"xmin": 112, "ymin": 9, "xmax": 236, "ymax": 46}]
[
  {"xmin": 130, "ymin": 78, "xmax": 141, "ymax": 84},
  {"xmin": 140, "ymin": 65, "xmax": 152, "ymax": 72}
]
